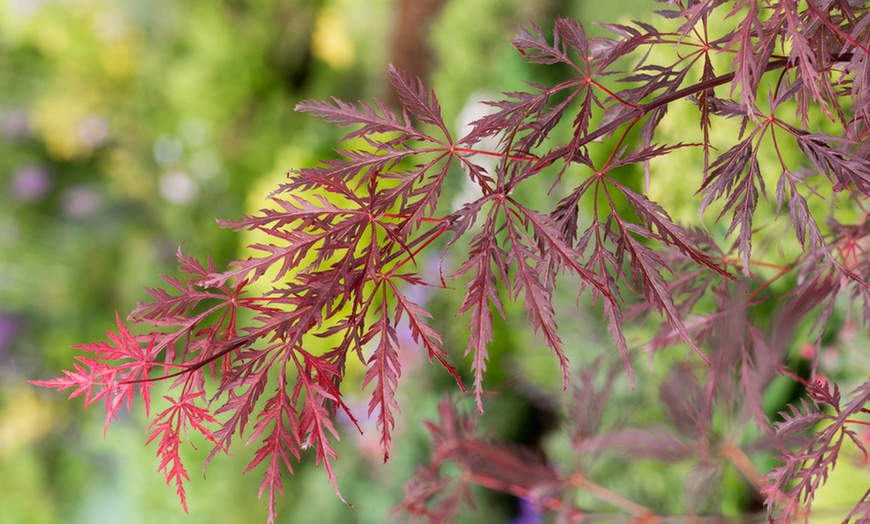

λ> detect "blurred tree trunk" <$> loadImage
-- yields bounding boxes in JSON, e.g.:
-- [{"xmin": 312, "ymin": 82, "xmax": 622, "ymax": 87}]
[{"xmin": 387, "ymin": 0, "xmax": 446, "ymax": 107}]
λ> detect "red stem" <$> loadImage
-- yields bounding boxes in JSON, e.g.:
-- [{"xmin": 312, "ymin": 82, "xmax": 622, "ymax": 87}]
[{"xmin": 390, "ymin": 222, "xmax": 451, "ymax": 273}]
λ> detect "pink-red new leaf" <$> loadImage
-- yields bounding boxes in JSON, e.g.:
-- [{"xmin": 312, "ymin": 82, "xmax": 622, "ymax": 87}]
[{"xmin": 146, "ymin": 392, "xmax": 220, "ymax": 514}]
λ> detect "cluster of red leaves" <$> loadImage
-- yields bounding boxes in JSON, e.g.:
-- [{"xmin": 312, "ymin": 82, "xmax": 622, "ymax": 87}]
[{"xmin": 34, "ymin": 0, "xmax": 870, "ymax": 522}]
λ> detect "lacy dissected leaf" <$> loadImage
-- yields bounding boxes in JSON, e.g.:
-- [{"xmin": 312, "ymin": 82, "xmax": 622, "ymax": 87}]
[
  {"xmin": 362, "ymin": 292, "xmax": 402, "ymax": 462},
  {"xmin": 725, "ymin": 0, "xmax": 773, "ymax": 111},
  {"xmin": 591, "ymin": 21, "xmax": 664, "ymax": 72},
  {"xmin": 775, "ymin": 171, "xmax": 829, "ymax": 254},
  {"xmin": 793, "ymin": 131, "xmax": 870, "ymax": 195},
  {"xmin": 765, "ymin": 381, "xmax": 870, "ymax": 523},
  {"xmin": 33, "ymin": 312, "xmax": 160, "ymax": 434},
  {"xmin": 387, "ymin": 64, "xmax": 451, "ymax": 139},
  {"xmin": 33, "ymin": 3, "xmax": 870, "ymax": 523},
  {"xmin": 502, "ymin": 201, "xmax": 569, "ymax": 386},
  {"xmin": 462, "ymin": 87, "xmax": 557, "ymax": 153},
  {"xmin": 807, "ymin": 379, "xmax": 841, "ymax": 411},
  {"xmin": 612, "ymin": 177, "xmax": 730, "ymax": 279},
  {"xmin": 513, "ymin": 21, "xmax": 573, "ymax": 66},
  {"xmin": 388, "ymin": 277, "xmax": 463, "ymax": 387},
  {"xmin": 452, "ymin": 212, "xmax": 508, "ymax": 412},
  {"xmin": 846, "ymin": 496, "xmax": 870, "ymax": 524},
  {"xmin": 208, "ymin": 346, "xmax": 277, "ymax": 461},
  {"xmin": 292, "ymin": 349, "xmax": 347, "ymax": 503},
  {"xmin": 698, "ymin": 133, "xmax": 764, "ymax": 272},
  {"xmin": 518, "ymin": 202, "xmax": 634, "ymax": 380},
  {"xmin": 282, "ymin": 150, "xmax": 421, "ymax": 194},
  {"xmin": 241, "ymin": 371, "xmax": 300, "ymax": 524},
  {"xmin": 295, "ymin": 96, "xmax": 421, "ymax": 142},
  {"xmin": 618, "ymin": 222, "xmax": 708, "ymax": 363},
  {"xmin": 774, "ymin": 399, "xmax": 827, "ymax": 438},
  {"xmin": 146, "ymin": 391, "xmax": 221, "ymax": 513},
  {"xmin": 133, "ymin": 254, "xmax": 217, "ymax": 321}
]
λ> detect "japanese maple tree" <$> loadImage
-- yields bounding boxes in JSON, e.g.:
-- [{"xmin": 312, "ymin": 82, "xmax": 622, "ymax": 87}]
[{"xmin": 34, "ymin": 0, "xmax": 870, "ymax": 522}]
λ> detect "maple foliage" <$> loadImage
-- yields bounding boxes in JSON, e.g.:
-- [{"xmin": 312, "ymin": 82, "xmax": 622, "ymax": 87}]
[{"xmin": 32, "ymin": 0, "xmax": 870, "ymax": 522}]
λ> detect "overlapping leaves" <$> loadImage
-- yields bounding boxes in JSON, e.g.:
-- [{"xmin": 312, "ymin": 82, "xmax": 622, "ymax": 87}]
[{"xmin": 34, "ymin": 1, "xmax": 870, "ymax": 523}]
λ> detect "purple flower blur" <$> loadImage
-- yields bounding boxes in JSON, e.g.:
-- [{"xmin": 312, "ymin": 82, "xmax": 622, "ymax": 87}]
[
  {"xmin": 0, "ymin": 313, "xmax": 22, "ymax": 359},
  {"xmin": 512, "ymin": 497, "xmax": 543, "ymax": 524},
  {"xmin": 11, "ymin": 164, "xmax": 51, "ymax": 201}
]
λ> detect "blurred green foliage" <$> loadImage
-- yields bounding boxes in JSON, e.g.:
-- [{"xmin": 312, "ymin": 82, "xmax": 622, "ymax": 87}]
[{"xmin": 4, "ymin": 0, "xmax": 867, "ymax": 523}]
